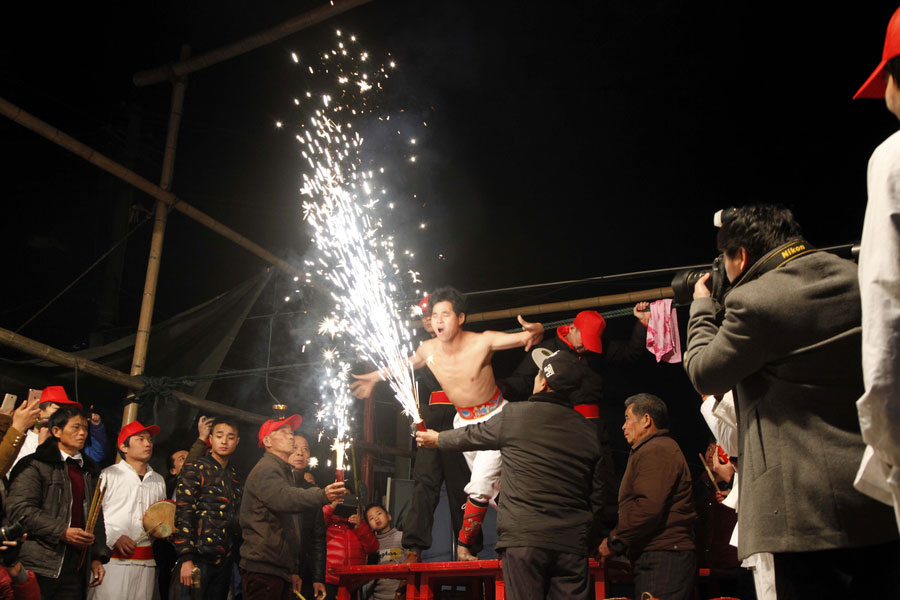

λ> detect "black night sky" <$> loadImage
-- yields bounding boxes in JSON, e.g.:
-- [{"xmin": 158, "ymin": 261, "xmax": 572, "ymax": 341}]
[{"xmin": 2, "ymin": 2, "xmax": 899, "ymax": 480}]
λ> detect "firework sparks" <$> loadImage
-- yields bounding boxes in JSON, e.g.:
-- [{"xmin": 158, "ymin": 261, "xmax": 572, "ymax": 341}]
[{"xmin": 292, "ymin": 32, "xmax": 422, "ymax": 455}]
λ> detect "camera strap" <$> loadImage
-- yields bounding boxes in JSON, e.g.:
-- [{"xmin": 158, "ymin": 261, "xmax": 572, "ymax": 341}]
[{"xmin": 729, "ymin": 239, "xmax": 818, "ymax": 292}]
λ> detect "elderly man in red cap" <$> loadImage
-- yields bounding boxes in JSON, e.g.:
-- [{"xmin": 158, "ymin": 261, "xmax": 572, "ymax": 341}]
[
  {"xmin": 11, "ymin": 386, "xmax": 108, "ymax": 473},
  {"xmin": 89, "ymin": 420, "xmax": 166, "ymax": 600},
  {"xmin": 239, "ymin": 415, "xmax": 346, "ymax": 600},
  {"xmin": 853, "ymin": 6, "xmax": 900, "ymax": 536}
]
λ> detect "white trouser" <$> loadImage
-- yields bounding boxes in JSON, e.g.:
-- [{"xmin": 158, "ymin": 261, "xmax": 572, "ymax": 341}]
[
  {"xmin": 87, "ymin": 558, "xmax": 156, "ymax": 600},
  {"xmin": 453, "ymin": 399, "xmax": 506, "ymax": 504}
]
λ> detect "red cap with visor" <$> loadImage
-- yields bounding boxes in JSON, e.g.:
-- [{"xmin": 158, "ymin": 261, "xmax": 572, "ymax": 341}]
[
  {"xmin": 854, "ymin": 7, "xmax": 900, "ymax": 99},
  {"xmin": 573, "ymin": 310, "xmax": 607, "ymax": 354},
  {"xmin": 258, "ymin": 414, "xmax": 303, "ymax": 448},
  {"xmin": 117, "ymin": 420, "xmax": 161, "ymax": 449},
  {"xmin": 40, "ymin": 386, "xmax": 83, "ymax": 411}
]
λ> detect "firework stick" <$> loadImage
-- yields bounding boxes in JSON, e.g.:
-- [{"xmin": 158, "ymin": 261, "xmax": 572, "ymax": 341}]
[
  {"xmin": 415, "ymin": 421, "xmax": 427, "ymax": 432},
  {"xmin": 698, "ymin": 453, "xmax": 718, "ymax": 484},
  {"xmin": 79, "ymin": 478, "xmax": 105, "ymax": 568}
]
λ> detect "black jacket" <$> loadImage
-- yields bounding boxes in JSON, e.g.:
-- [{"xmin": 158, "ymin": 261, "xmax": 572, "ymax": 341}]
[
  {"xmin": 173, "ymin": 455, "xmax": 244, "ymax": 564},
  {"xmin": 7, "ymin": 438, "xmax": 111, "ymax": 579},
  {"xmin": 295, "ymin": 472, "xmax": 326, "ymax": 584},
  {"xmin": 439, "ymin": 391, "xmax": 607, "ymax": 556}
]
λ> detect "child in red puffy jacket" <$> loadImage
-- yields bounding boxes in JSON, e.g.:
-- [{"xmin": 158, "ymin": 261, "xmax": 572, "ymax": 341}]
[{"xmin": 323, "ymin": 501, "xmax": 379, "ymax": 600}]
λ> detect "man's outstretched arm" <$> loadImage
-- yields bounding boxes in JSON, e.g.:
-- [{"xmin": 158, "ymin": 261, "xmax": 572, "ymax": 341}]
[
  {"xmin": 349, "ymin": 346, "xmax": 427, "ymax": 399},
  {"xmin": 483, "ymin": 315, "xmax": 544, "ymax": 352}
]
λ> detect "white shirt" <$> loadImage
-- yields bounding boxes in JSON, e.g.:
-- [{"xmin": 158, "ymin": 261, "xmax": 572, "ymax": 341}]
[
  {"xmin": 856, "ymin": 128, "xmax": 900, "ymax": 530},
  {"xmin": 99, "ymin": 460, "xmax": 166, "ymax": 566}
]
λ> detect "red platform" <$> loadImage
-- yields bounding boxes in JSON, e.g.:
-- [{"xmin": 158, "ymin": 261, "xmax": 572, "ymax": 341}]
[{"xmin": 332, "ymin": 558, "xmax": 701, "ymax": 599}]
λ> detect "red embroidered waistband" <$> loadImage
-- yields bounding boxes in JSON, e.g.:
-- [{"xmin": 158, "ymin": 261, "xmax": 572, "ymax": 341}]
[
  {"xmin": 456, "ymin": 389, "xmax": 503, "ymax": 420},
  {"xmin": 112, "ymin": 545, "xmax": 154, "ymax": 560},
  {"xmin": 574, "ymin": 404, "xmax": 600, "ymax": 419},
  {"xmin": 429, "ymin": 391, "xmax": 451, "ymax": 405}
]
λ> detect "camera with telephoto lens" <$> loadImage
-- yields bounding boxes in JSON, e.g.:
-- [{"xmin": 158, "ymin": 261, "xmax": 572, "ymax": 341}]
[
  {"xmin": 0, "ymin": 520, "xmax": 24, "ymax": 544},
  {"xmin": 671, "ymin": 254, "xmax": 730, "ymax": 305}
]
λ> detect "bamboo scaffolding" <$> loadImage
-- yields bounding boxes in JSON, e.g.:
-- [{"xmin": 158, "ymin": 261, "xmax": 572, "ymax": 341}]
[
  {"xmin": 464, "ymin": 286, "xmax": 675, "ymax": 324},
  {"xmin": 0, "ymin": 326, "xmax": 263, "ymax": 424},
  {"xmin": 132, "ymin": 0, "xmax": 374, "ymax": 87},
  {"xmin": 0, "ymin": 96, "xmax": 307, "ymax": 283},
  {"xmin": 123, "ymin": 46, "xmax": 191, "ymax": 431}
]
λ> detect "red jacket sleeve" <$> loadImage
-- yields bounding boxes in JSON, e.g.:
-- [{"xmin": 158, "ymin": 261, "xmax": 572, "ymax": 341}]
[{"xmin": 353, "ymin": 521, "xmax": 379, "ymax": 554}]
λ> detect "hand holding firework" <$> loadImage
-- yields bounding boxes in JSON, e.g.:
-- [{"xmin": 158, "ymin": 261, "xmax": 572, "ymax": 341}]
[{"xmin": 415, "ymin": 428, "xmax": 439, "ymax": 448}]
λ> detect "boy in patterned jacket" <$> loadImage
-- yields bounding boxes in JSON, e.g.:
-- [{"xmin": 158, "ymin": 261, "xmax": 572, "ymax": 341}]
[
  {"xmin": 364, "ymin": 504, "xmax": 405, "ymax": 600},
  {"xmin": 173, "ymin": 417, "xmax": 243, "ymax": 599}
]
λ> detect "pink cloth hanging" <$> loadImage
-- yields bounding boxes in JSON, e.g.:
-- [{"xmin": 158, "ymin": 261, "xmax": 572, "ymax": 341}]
[{"xmin": 646, "ymin": 299, "xmax": 682, "ymax": 363}]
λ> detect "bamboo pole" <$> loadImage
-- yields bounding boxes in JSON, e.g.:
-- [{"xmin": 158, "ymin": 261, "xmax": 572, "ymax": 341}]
[
  {"xmin": 132, "ymin": 0, "xmax": 374, "ymax": 87},
  {"xmin": 464, "ymin": 286, "xmax": 675, "ymax": 324},
  {"xmin": 123, "ymin": 46, "xmax": 191, "ymax": 431},
  {"xmin": 0, "ymin": 326, "xmax": 265, "ymax": 425},
  {"xmin": 0, "ymin": 96, "xmax": 306, "ymax": 282}
]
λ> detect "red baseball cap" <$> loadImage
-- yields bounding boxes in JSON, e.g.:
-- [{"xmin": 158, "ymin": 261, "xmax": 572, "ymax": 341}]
[
  {"xmin": 573, "ymin": 310, "xmax": 606, "ymax": 354},
  {"xmin": 258, "ymin": 414, "xmax": 303, "ymax": 448},
  {"xmin": 854, "ymin": 7, "xmax": 900, "ymax": 99},
  {"xmin": 40, "ymin": 386, "xmax": 83, "ymax": 411},
  {"xmin": 418, "ymin": 293, "xmax": 430, "ymax": 314},
  {"xmin": 117, "ymin": 420, "xmax": 161, "ymax": 449}
]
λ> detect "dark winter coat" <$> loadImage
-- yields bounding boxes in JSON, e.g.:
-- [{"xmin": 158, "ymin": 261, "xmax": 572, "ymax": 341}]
[
  {"xmin": 685, "ymin": 251, "xmax": 900, "ymax": 558},
  {"xmin": 6, "ymin": 438, "xmax": 111, "ymax": 579},
  {"xmin": 173, "ymin": 454, "xmax": 243, "ymax": 565},
  {"xmin": 607, "ymin": 430, "xmax": 696, "ymax": 562},
  {"xmin": 239, "ymin": 452, "xmax": 327, "ymax": 581},
  {"xmin": 295, "ymin": 472, "xmax": 326, "ymax": 585},
  {"xmin": 439, "ymin": 391, "xmax": 607, "ymax": 556}
]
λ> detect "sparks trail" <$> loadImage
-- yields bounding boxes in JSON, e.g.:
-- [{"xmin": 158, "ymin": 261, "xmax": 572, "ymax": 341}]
[{"xmin": 288, "ymin": 31, "xmax": 421, "ymax": 457}]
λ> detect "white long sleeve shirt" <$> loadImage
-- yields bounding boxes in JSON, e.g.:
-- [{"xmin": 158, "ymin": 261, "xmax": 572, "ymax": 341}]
[
  {"xmin": 856, "ymin": 128, "xmax": 900, "ymax": 529},
  {"xmin": 99, "ymin": 460, "xmax": 166, "ymax": 566}
]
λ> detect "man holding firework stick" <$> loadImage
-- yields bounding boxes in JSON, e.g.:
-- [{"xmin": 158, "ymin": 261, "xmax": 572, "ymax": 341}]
[
  {"xmin": 239, "ymin": 415, "xmax": 347, "ymax": 600},
  {"xmin": 7, "ymin": 404, "xmax": 110, "ymax": 598},
  {"xmin": 351, "ymin": 286, "xmax": 544, "ymax": 561},
  {"xmin": 90, "ymin": 421, "xmax": 166, "ymax": 600}
]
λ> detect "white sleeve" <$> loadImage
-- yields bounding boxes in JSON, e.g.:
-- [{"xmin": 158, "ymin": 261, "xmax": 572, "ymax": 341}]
[
  {"xmin": 699, "ymin": 392, "xmax": 739, "ymax": 457},
  {"xmin": 858, "ymin": 134, "xmax": 900, "ymax": 470}
]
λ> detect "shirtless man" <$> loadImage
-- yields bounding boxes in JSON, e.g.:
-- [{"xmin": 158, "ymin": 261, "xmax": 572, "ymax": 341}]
[{"xmin": 351, "ymin": 286, "xmax": 543, "ymax": 560}]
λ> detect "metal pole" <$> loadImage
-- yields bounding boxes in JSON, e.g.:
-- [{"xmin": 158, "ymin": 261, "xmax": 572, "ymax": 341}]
[
  {"xmin": 122, "ymin": 46, "xmax": 191, "ymax": 430},
  {"xmin": 464, "ymin": 286, "xmax": 675, "ymax": 324},
  {"xmin": 0, "ymin": 96, "xmax": 306, "ymax": 281},
  {"xmin": 132, "ymin": 0, "xmax": 374, "ymax": 87},
  {"xmin": 362, "ymin": 395, "xmax": 375, "ymax": 499}
]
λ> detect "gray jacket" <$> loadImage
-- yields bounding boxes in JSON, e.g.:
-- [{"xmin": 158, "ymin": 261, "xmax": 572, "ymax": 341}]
[
  {"xmin": 239, "ymin": 452, "xmax": 327, "ymax": 581},
  {"xmin": 685, "ymin": 251, "xmax": 899, "ymax": 558},
  {"xmin": 7, "ymin": 438, "xmax": 110, "ymax": 579}
]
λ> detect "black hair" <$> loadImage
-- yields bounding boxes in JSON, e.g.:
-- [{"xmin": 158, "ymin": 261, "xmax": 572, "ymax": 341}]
[
  {"xmin": 429, "ymin": 286, "xmax": 467, "ymax": 316},
  {"xmin": 716, "ymin": 204, "xmax": 803, "ymax": 264},
  {"xmin": 886, "ymin": 55, "xmax": 900, "ymax": 89},
  {"xmin": 210, "ymin": 417, "xmax": 240, "ymax": 438},
  {"xmin": 624, "ymin": 393, "xmax": 669, "ymax": 430},
  {"xmin": 49, "ymin": 406, "xmax": 87, "ymax": 441},
  {"xmin": 365, "ymin": 502, "xmax": 389, "ymax": 517},
  {"xmin": 166, "ymin": 448, "xmax": 189, "ymax": 472}
]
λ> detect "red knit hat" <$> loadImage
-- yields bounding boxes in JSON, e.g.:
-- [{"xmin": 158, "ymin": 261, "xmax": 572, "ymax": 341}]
[
  {"xmin": 258, "ymin": 414, "xmax": 303, "ymax": 448},
  {"xmin": 854, "ymin": 7, "xmax": 900, "ymax": 99},
  {"xmin": 117, "ymin": 420, "xmax": 161, "ymax": 449},
  {"xmin": 573, "ymin": 311, "xmax": 606, "ymax": 354},
  {"xmin": 40, "ymin": 386, "xmax": 83, "ymax": 411}
]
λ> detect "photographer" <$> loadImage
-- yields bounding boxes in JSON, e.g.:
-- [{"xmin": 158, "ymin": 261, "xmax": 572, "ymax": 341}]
[{"xmin": 683, "ymin": 204, "xmax": 899, "ymax": 598}]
